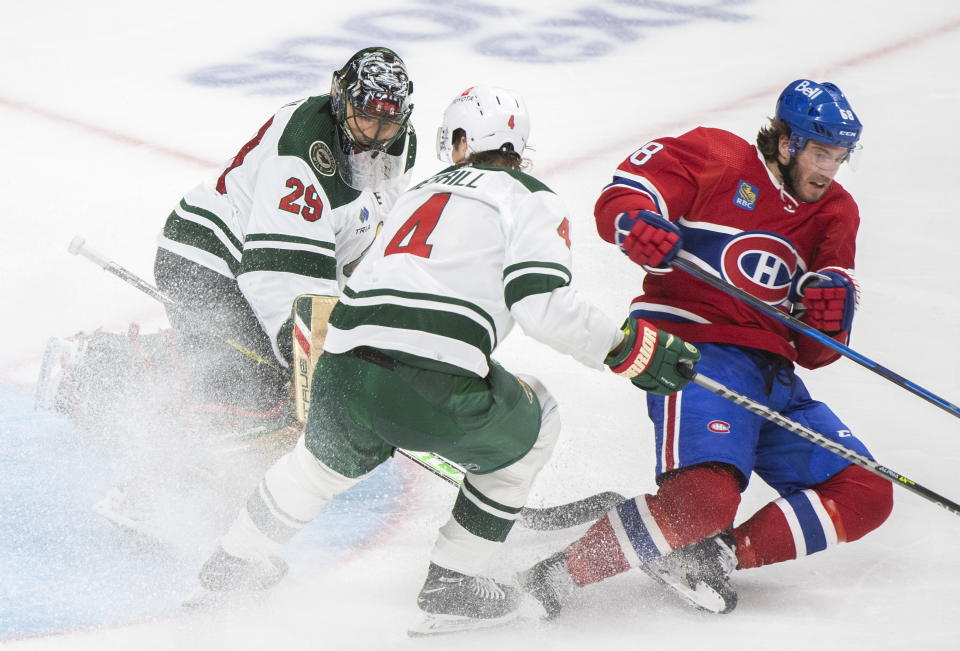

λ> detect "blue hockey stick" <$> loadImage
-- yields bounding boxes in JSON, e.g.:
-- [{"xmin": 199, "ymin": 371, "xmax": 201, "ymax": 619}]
[{"xmin": 671, "ymin": 256, "xmax": 960, "ymax": 420}]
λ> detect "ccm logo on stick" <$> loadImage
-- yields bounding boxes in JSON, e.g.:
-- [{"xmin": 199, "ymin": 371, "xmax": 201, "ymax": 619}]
[{"xmin": 707, "ymin": 420, "xmax": 731, "ymax": 434}]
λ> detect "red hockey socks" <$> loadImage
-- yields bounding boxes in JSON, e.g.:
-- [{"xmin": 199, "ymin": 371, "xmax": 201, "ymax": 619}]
[
  {"xmin": 565, "ymin": 465, "xmax": 741, "ymax": 586},
  {"xmin": 731, "ymin": 465, "xmax": 893, "ymax": 569}
]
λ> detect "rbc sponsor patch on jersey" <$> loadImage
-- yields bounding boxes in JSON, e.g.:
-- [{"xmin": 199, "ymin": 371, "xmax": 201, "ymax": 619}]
[
  {"xmin": 732, "ymin": 180, "xmax": 759, "ymax": 210},
  {"xmin": 708, "ymin": 420, "xmax": 731, "ymax": 434}
]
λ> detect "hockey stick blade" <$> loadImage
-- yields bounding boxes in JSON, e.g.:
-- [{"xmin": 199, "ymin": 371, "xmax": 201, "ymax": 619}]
[{"xmin": 519, "ymin": 491, "xmax": 626, "ymax": 530}]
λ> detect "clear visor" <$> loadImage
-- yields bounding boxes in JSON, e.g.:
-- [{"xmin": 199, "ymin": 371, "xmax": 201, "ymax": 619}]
[
  {"xmin": 794, "ymin": 135, "xmax": 863, "ymax": 172},
  {"xmin": 811, "ymin": 144, "xmax": 862, "ymax": 172}
]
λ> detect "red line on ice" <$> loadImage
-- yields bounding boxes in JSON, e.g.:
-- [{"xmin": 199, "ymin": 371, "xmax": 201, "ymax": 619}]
[
  {"xmin": 0, "ymin": 97, "xmax": 216, "ymax": 168},
  {"xmin": 541, "ymin": 15, "xmax": 960, "ymax": 177}
]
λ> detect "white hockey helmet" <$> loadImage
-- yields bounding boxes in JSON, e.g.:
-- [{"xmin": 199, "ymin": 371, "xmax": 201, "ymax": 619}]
[{"xmin": 436, "ymin": 85, "xmax": 530, "ymax": 163}]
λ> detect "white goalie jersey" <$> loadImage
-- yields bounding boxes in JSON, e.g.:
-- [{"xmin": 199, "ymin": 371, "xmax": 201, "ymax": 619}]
[
  {"xmin": 157, "ymin": 95, "xmax": 415, "ymax": 365},
  {"xmin": 324, "ymin": 164, "xmax": 622, "ymax": 377}
]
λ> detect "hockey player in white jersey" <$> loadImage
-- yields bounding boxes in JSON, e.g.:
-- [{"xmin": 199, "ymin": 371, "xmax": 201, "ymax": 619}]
[
  {"xmin": 195, "ymin": 85, "xmax": 701, "ymax": 634},
  {"xmin": 37, "ymin": 46, "xmax": 416, "ymax": 435},
  {"xmin": 152, "ymin": 46, "xmax": 417, "ymax": 416},
  {"xmin": 34, "ymin": 47, "xmax": 416, "ymax": 539}
]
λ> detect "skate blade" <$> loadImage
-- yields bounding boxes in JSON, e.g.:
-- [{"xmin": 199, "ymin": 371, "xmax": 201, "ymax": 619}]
[
  {"xmin": 180, "ymin": 587, "xmax": 265, "ymax": 611},
  {"xmin": 92, "ymin": 495, "xmax": 167, "ymax": 546},
  {"xmin": 407, "ymin": 610, "xmax": 520, "ymax": 637},
  {"xmin": 641, "ymin": 566, "xmax": 732, "ymax": 614},
  {"xmin": 182, "ymin": 587, "xmax": 228, "ymax": 610}
]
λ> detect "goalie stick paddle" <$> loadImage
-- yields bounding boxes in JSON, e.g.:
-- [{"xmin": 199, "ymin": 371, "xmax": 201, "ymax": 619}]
[{"xmin": 671, "ymin": 256, "xmax": 960, "ymax": 420}]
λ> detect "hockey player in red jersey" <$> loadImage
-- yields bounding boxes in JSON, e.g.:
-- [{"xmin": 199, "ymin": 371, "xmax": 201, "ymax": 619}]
[{"xmin": 520, "ymin": 79, "xmax": 893, "ymax": 616}]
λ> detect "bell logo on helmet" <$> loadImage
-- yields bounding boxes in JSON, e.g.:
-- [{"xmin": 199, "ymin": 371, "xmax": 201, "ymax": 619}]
[{"xmin": 794, "ymin": 80, "xmax": 823, "ymax": 100}]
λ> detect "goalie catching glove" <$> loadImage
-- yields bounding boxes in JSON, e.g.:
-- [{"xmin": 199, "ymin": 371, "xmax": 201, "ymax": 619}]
[{"xmin": 605, "ymin": 318, "xmax": 700, "ymax": 395}]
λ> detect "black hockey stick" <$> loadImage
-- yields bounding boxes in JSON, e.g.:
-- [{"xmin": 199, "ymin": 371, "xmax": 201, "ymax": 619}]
[
  {"xmin": 520, "ymin": 491, "xmax": 627, "ymax": 530},
  {"xmin": 521, "ymin": 364, "xmax": 960, "ymax": 530},
  {"xmin": 679, "ymin": 365, "xmax": 960, "ymax": 518},
  {"xmin": 672, "ymin": 256, "xmax": 960, "ymax": 420}
]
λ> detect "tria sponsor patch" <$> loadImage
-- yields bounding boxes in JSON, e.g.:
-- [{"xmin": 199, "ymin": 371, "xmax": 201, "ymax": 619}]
[
  {"xmin": 707, "ymin": 420, "xmax": 731, "ymax": 434},
  {"xmin": 733, "ymin": 180, "xmax": 759, "ymax": 210}
]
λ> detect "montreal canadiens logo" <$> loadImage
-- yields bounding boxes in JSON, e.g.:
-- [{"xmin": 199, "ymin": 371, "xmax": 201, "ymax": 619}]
[
  {"xmin": 708, "ymin": 420, "xmax": 731, "ymax": 434},
  {"xmin": 720, "ymin": 231, "xmax": 798, "ymax": 305}
]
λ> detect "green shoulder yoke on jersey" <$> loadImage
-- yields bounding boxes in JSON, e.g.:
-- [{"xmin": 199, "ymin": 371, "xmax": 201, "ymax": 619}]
[
  {"xmin": 277, "ymin": 96, "xmax": 417, "ymax": 207},
  {"xmin": 470, "ymin": 164, "xmax": 554, "ymax": 194}
]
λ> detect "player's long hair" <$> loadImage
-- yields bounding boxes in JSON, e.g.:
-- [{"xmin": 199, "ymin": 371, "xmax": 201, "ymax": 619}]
[
  {"xmin": 756, "ymin": 118, "xmax": 790, "ymax": 163},
  {"xmin": 454, "ymin": 129, "xmax": 530, "ymax": 171}
]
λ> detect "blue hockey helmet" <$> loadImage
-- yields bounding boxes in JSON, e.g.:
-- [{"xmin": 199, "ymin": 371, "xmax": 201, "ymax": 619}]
[{"xmin": 776, "ymin": 80, "xmax": 862, "ymax": 155}]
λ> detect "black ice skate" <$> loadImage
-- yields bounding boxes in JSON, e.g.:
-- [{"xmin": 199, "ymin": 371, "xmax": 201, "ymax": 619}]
[
  {"xmin": 196, "ymin": 545, "xmax": 288, "ymax": 593},
  {"xmin": 517, "ymin": 551, "xmax": 577, "ymax": 619},
  {"xmin": 642, "ymin": 532, "xmax": 738, "ymax": 614},
  {"xmin": 408, "ymin": 563, "xmax": 520, "ymax": 636}
]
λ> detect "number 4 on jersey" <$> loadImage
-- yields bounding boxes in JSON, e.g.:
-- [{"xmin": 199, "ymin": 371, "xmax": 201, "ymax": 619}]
[{"xmin": 385, "ymin": 192, "xmax": 451, "ymax": 258}]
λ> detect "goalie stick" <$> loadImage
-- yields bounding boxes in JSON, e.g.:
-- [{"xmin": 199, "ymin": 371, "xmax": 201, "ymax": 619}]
[
  {"xmin": 672, "ymin": 256, "xmax": 960, "ymax": 420},
  {"xmin": 67, "ymin": 237, "xmax": 467, "ymax": 487},
  {"xmin": 69, "ymin": 236, "xmax": 284, "ymax": 374},
  {"xmin": 68, "ymin": 236, "xmax": 623, "ymax": 522}
]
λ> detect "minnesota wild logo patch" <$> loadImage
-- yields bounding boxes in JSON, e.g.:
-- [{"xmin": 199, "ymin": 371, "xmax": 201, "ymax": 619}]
[{"xmin": 309, "ymin": 140, "xmax": 336, "ymax": 177}]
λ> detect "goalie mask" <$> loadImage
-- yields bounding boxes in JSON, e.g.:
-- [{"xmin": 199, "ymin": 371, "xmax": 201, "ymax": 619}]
[
  {"xmin": 331, "ymin": 47, "xmax": 414, "ymax": 190},
  {"xmin": 436, "ymin": 85, "xmax": 530, "ymax": 163}
]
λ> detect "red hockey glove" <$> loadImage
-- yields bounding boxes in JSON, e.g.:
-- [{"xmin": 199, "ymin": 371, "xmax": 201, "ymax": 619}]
[
  {"xmin": 614, "ymin": 210, "xmax": 682, "ymax": 268},
  {"xmin": 605, "ymin": 318, "xmax": 701, "ymax": 395},
  {"xmin": 799, "ymin": 268, "xmax": 859, "ymax": 333}
]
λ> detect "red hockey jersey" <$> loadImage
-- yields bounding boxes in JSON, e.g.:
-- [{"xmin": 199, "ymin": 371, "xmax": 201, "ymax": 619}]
[{"xmin": 594, "ymin": 127, "xmax": 860, "ymax": 369}]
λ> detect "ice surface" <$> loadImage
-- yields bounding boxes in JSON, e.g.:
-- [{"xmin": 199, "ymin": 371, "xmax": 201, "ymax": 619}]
[{"xmin": 1, "ymin": 1, "xmax": 959, "ymax": 649}]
